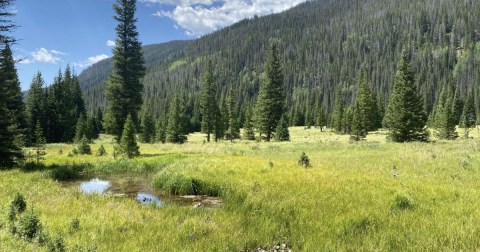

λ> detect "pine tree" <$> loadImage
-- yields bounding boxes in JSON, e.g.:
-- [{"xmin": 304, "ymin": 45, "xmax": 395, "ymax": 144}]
[
  {"xmin": 343, "ymin": 106, "xmax": 354, "ymax": 134},
  {"xmin": 460, "ymin": 90, "xmax": 476, "ymax": 138},
  {"xmin": 166, "ymin": 95, "xmax": 187, "ymax": 144},
  {"xmin": 434, "ymin": 88, "xmax": 457, "ymax": 139},
  {"xmin": 33, "ymin": 121, "xmax": 46, "ymax": 164},
  {"xmin": 74, "ymin": 115, "xmax": 87, "ymax": 143},
  {"xmin": 255, "ymin": 44, "xmax": 285, "ymax": 142},
  {"xmin": 243, "ymin": 106, "xmax": 256, "ymax": 140},
  {"xmin": 451, "ymin": 88, "xmax": 464, "ymax": 125},
  {"xmin": 200, "ymin": 61, "xmax": 217, "ymax": 142},
  {"xmin": 77, "ymin": 136, "xmax": 92, "ymax": 155},
  {"xmin": 383, "ymin": 52, "xmax": 427, "ymax": 142},
  {"xmin": 351, "ymin": 72, "xmax": 377, "ymax": 140},
  {"xmin": 226, "ymin": 90, "xmax": 240, "ymax": 140},
  {"xmin": 155, "ymin": 118, "xmax": 166, "ymax": 143},
  {"xmin": 214, "ymin": 102, "xmax": 224, "ymax": 142},
  {"xmin": 1, "ymin": 42, "xmax": 26, "ymax": 138},
  {"xmin": 0, "ymin": 0, "xmax": 17, "ymax": 44},
  {"xmin": 332, "ymin": 89, "xmax": 344, "ymax": 133},
  {"xmin": 25, "ymin": 73, "xmax": 46, "ymax": 145},
  {"xmin": 120, "ymin": 114, "xmax": 140, "ymax": 158},
  {"xmin": 315, "ymin": 105, "xmax": 326, "ymax": 132},
  {"xmin": 94, "ymin": 108, "xmax": 104, "ymax": 134},
  {"xmin": 85, "ymin": 117, "xmax": 99, "ymax": 141},
  {"xmin": 140, "ymin": 111, "xmax": 155, "ymax": 143},
  {"xmin": 275, "ymin": 114, "xmax": 290, "ymax": 141},
  {"xmin": 104, "ymin": 0, "xmax": 146, "ymax": 141}
]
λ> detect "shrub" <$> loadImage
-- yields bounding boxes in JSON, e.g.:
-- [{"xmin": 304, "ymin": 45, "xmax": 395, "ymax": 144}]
[
  {"xmin": 96, "ymin": 145, "xmax": 107, "ymax": 156},
  {"xmin": 11, "ymin": 192, "xmax": 27, "ymax": 214},
  {"xmin": 48, "ymin": 235, "xmax": 66, "ymax": 252},
  {"xmin": 17, "ymin": 209, "xmax": 42, "ymax": 241},
  {"xmin": 44, "ymin": 164, "xmax": 87, "ymax": 181},
  {"xmin": 77, "ymin": 136, "xmax": 92, "ymax": 155},
  {"xmin": 70, "ymin": 218, "xmax": 80, "ymax": 233},
  {"xmin": 298, "ymin": 152, "xmax": 311, "ymax": 168},
  {"xmin": 21, "ymin": 161, "xmax": 46, "ymax": 172}
]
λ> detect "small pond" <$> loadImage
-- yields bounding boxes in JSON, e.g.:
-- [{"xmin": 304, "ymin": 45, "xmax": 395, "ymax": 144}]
[{"xmin": 64, "ymin": 173, "xmax": 221, "ymax": 208}]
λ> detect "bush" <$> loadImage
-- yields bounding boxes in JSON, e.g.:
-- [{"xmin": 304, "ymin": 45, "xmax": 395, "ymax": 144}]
[
  {"xmin": 77, "ymin": 136, "xmax": 92, "ymax": 155},
  {"xmin": 21, "ymin": 161, "xmax": 46, "ymax": 172},
  {"xmin": 44, "ymin": 164, "xmax": 87, "ymax": 181},
  {"xmin": 11, "ymin": 192, "xmax": 27, "ymax": 214},
  {"xmin": 298, "ymin": 152, "xmax": 311, "ymax": 168},
  {"xmin": 96, "ymin": 145, "xmax": 107, "ymax": 156},
  {"xmin": 17, "ymin": 209, "xmax": 42, "ymax": 241},
  {"xmin": 48, "ymin": 235, "xmax": 66, "ymax": 252},
  {"xmin": 70, "ymin": 218, "xmax": 80, "ymax": 233}
]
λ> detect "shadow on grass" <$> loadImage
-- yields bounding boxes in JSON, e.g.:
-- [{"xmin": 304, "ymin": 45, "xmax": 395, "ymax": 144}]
[{"xmin": 20, "ymin": 161, "xmax": 92, "ymax": 181}]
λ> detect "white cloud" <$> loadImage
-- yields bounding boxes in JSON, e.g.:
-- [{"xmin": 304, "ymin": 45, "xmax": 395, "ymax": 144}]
[
  {"xmin": 50, "ymin": 49, "xmax": 66, "ymax": 55},
  {"xmin": 106, "ymin": 40, "xmax": 116, "ymax": 47},
  {"xmin": 146, "ymin": 0, "xmax": 308, "ymax": 37},
  {"xmin": 73, "ymin": 54, "xmax": 109, "ymax": 68},
  {"xmin": 31, "ymin": 48, "xmax": 62, "ymax": 64}
]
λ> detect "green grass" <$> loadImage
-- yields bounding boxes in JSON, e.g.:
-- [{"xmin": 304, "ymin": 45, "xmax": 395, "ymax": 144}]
[
  {"xmin": 168, "ymin": 60, "xmax": 188, "ymax": 72},
  {"xmin": 2, "ymin": 127, "xmax": 480, "ymax": 251}
]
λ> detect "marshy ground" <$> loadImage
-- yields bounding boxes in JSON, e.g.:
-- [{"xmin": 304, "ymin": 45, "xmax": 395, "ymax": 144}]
[{"xmin": 1, "ymin": 127, "xmax": 480, "ymax": 251}]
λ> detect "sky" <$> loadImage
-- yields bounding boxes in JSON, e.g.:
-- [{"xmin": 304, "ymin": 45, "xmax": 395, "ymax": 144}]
[{"xmin": 12, "ymin": 0, "xmax": 307, "ymax": 91}]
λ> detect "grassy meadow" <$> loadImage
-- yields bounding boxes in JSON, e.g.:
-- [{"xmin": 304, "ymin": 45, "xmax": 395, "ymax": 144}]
[{"xmin": 2, "ymin": 127, "xmax": 480, "ymax": 251}]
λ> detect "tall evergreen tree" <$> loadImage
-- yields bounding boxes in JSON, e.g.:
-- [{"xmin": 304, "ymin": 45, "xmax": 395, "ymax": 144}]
[
  {"xmin": 200, "ymin": 61, "xmax": 217, "ymax": 142},
  {"xmin": 214, "ymin": 102, "xmax": 224, "ymax": 142},
  {"xmin": 25, "ymin": 73, "xmax": 46, "ymax": 145},
  {"xmin": 275, "ymin": 114, "xmax": 290, "ymax": 141},
  {"xmin": 33, "ymin": 121, "xmax": 46, "ymax": 164},
  {"xmin": 226, "ymin": 89, "xmax": 240, "ymax": 140},
  {"xmin": 0, "ymin": 0, "xmax": 16, "ymax": 44},
  {"xmin": 74, "ymin": 114, "xmax": 87, "ymax": 143},
  {"xmin": 332, "ymin": 89, "xmax": 344, "ymax": 133},
  {"xmin": 104, "ymin": 0, "xmax": 146, "ymax": 141},
  {"xmin": 433, "ymin": 88, "xmax": 457, "ymax": 139},
  {"xmin": 140, "ymin": 111, "xmax": 155, "ymax": 143},
  {"xmin": 255, "ymin": 44, "xmax": 284, "ymax": 142},
  {"xmin": 460, "ymin": 90, "xmax": 476, "ymax": 138},
  {"xmin": 155, "ymin": 118, "xmax": 166, "ymax": 143},
  {"xmin": 315, "ymin": 104, "xmax": 326, "ymax": 132},
  {"xmin": 120, "ymin": 114, "xmax": 140, "ymax": 158},
  {"xmin": 383, "ymin": 52, "xmax": 427, "ymax": 142},
  {"xmin": 351, "ymin": 72, "xmax": 377, "ymax": 140},
  {"xmin": 166, "ymin": 95, "xmax": 187, "ymax": 144},
  {"xmin": 243, "ymin": 105, "xmax": 256, "ymax": 140}
]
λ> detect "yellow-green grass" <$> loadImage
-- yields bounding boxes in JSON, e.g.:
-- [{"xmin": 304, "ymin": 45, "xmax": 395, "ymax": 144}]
[{"xmin": 2, "ymin": 127, "xmax": 480, "ymax": 251}]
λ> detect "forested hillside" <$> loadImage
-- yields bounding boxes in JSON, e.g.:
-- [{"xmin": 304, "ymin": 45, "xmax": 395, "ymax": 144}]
[{"xmin": 80, "ymin": 0, "xmax": 480, "ymax": 130}]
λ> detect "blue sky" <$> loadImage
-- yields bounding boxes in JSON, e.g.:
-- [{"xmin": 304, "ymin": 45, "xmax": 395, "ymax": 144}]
[{"xmin": 12, "ymin": 0, "xmax": 307, "ymax": 91}]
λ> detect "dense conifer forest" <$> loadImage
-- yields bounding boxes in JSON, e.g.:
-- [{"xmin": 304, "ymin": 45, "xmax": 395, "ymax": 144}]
[{"xmin": 77, "ymin": 0, "xmax": 480, "ymax": 135}]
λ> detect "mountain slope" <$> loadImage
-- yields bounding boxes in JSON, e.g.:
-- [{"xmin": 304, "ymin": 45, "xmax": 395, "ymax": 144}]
[{"xmin": 80, "ymin": 0, "xmax": 480, "ymax": 127}]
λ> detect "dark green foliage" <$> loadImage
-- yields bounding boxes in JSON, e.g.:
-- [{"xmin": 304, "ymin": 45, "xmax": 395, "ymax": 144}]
[
  {"xmin": 11, "ymin": 192, "xmax": 27, "ymax": 214},
  {"xmin": 155, "ymin": 118, "xmax": 166, "ymax": 143},
  {"xmin": 25, "ymin": 73, "xmax": 46, "ymax": 145},
  {"xmin": 298, "ymin": 152, "xmax": 310, "ymax": 168},
  {"xmin": 342, "ymin": 106, "xmax": 354, "ymax": 134},
  {"xmin": 391, "ymin": 194, "xmax": 413, "ymax": 211},
  {"xmin": 44, "ymin": 164, "xmax": 87, "ymax": 181},
  {"xmin": 200, "ymin": 61, "xmax": 217, "ymax": 142},
  {"xmin": 243, "ymin": 106, "xmax": 256, "ymax": 140},
  {"xmin": 33, "ymin": 121, "xmax": 46, "ymax": 164},
  {"xmin": 96, "ymin": 145, "xmax": 107, "ymax": 156},
  {"xmin": 48, "ymin": 235, "xmax": 66, "ymax": 252},
  {"xmin": 226, "ymin": 89, "xmax": 240, "ymax": 140},
  {"xmin": 69, "ymin": 218, "xmax": 80, "ymax": 233},
  {"xmin": 140, "ymin": 111, "xmax": 155, "ymax": 143},
  {"xmin": 0, "ymin": 0, "xmax": 17, "ymax": 44},
  {"xmin": 104, "ymin": 0, "xmax": 146, "ymax": 141},
  {"xmin": 120, "ymin": 114, "xmax": 140, "ymax": 158},
  {"xmin": 166, "ymin": 95, "xmax": 188, "ymax": 144},
  {"xmin": 77, "ymin": 136, "xmax": 92, "ymax": 155},
  {"xmin": 74, "ymin": 115, "xmax": 87, "ymax": 143},
  {"xmin": 332, "ymin": 89, "xmax": 344, "ymax": 133},
  {"xmin": 383, "ymin": 53, "xmax": 428, "ymax": 142},
  {"xmin": 460, "ymin": 91, "xmax": 476, "ymax": 138},
  {"xmin": 433, "ymin": 88, "xmax": 458, "ymax": 140},
  {"xmin": 255, "ymin": 44, "xmax": 285, "ymax": 142},
  {"xmin": 275, "ymin": 114, "xmax": 290, "ymax": 142},
  {"xmin": 315, "ymin": 105, "xmax": 326, "ymax": 131},
  {"xmin": 351, "ymin": 72, "xmax": 378, "ymax": 140},
  {"xmin": 17, "ymin": 209, "xmax": 42, "ymax": 241}
]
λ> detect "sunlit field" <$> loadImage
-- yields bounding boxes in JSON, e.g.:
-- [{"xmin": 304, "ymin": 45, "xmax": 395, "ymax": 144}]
[{"xmin": 2, "ymin": 127, "xmax": 480, "ymax": 251}]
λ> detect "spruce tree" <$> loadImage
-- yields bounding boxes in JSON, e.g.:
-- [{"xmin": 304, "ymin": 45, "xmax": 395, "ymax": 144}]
[
  {"xmin": 104, "ymin": 0, "xmax": 146, "ymax": 141},
  {"xmin": 200, "ymin": 61, "xmax": 217, "ymax": 142},
  {"xmin": 315, "ymin": 105, "xmax": 326, "ymax": 132},
  {"xmin": 166, "ymin": 95, "xmax": 187, "ymax": 144},
  {"xmin": 433, "ymin": 88, "xmax": 457, "ymax": 139},
  {"xmin": 140, "ymin": 111, "xmax": 155, "ymax": 143},
  {"xmin": 227, "ymin": 89, "xmax": 240, "ymax": 140},
  {"xmin": 332, "ymin": 89, "xmax": 344, "ymax": 133},
  {"xmin": 155, "ymin": 118, "xmax": 166, "ymax": 143},
  {"xmin": 120, "ymin": 114, "xmax": 140, "ymax": 158},
  {"xmin": 25, "ymin": 73, "xmax": 46, "ymax": 145},
  {"xmin": 214, "ymin": 102, "xmax": 224, "ymax": 142},
  {"xmin": 275, "ymin": 114, "xmax": 290, "ymax": 141},
  {"xmin": 351, "ymin": 72, "xmax": 377, "ymax": 140},
  {"xmin": 243, "ymin": 106, "xmax": 256, "ymax": 140},
  {"xmin": 33, "ymin": 121, "xmax": 46, "ymax": 164},
  {"xmin": 74, "ymin": 115, "xmax": 87, "ymax": 143},
  {"xmin": 255, "ymin": 44, "xmax": 285, "ymax": 142},
  {"xmin": 460, "ymin": 90, "xmax": 476, "ymax": 138},
  {"xmin": 383, "ymin": 52, "xmax": 427, "ymax": 142},
  {"xmin": 85, "ymin": 117, "xmax": 99, "ymax": 141},
  {"xmin": 0, "ymin": 0, "xmax": 16, "ymax": 44}
]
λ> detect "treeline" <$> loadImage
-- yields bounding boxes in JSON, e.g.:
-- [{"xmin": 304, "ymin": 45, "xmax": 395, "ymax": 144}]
[{"xmin": 80, "ymin": 0, "xmax": 480, "ymax": 131}]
